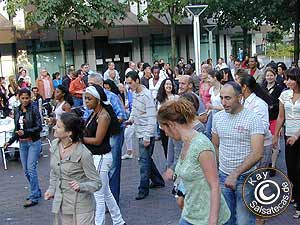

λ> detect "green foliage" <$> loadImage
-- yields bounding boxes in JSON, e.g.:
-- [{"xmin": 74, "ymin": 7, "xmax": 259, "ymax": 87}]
[
  {"xmin": 201, "ymin": 0, "xmax": 270, "ymax": 30},
  {"xmin": 5, "ymin": 0, "xmax": 126, "ymax": 33},
  {"xmin": 266, "ymin": 31, "xmax": 284, "ymax": 44},
  {"xmin": 267, "ymin": 43, "xmax": 294, "ymax": 58},
  {"xmin": 132, "ymin": 0, "xmax": 191, "ymax": 24}
]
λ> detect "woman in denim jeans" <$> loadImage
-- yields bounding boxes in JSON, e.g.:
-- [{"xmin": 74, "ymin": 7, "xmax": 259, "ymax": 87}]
[{"xmin": 4, "ymin": 88, "xmax": 42, "ymax": 207}]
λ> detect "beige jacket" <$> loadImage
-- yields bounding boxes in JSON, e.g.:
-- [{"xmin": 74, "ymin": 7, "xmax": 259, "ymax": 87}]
[
  {"xmin": 248, "ymin": 68, "xmax": 265, "ymax": 85},
  {"xmin": 47, "ymin": 139, "xmax": 101, "ymax": 215}
]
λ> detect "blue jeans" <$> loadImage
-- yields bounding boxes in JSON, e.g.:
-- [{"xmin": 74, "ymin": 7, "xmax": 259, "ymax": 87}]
[
  {"xmin": 178, "ymin": 218, "xmax": 193, "ymax": 225},
  {"xmin": 138, "ymin": 137, "xmax": 164, "ymax": 195},
  {"xmin": 109, "ymin": 127, "xmax": 124, "ymax": 204},
  {"xmin": 19, "ymin": 139, "xmax": 42, "ymax": 203},
  {"xmin": 219, "ymin": 171, "xmax": 255, "ymax": 225}
]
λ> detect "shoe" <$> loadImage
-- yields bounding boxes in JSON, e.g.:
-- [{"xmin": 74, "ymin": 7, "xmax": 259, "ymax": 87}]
[
  {"xmin": 122, "ymin": 153, "xmax": 133, "ymax": 160},
  {"xmin": 24, "ymin": 200, "xmax": 38, "ymax": 208},
  {"xmin": 293, "ymin": 210, "xmax": 300, "ymax": 219},
  {"xmin": 135, "ymin": 193, "xmax": 148, "ymax": 200},
  {"xmin": 149, "ymin": 183, "xmax": 165, "ymax": 189}
]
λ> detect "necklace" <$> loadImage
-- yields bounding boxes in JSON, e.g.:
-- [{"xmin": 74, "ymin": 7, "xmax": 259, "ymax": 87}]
[
  {"xmin": 86, "ymin": 107, "xmax": 102, "ymax": 128},
  {"xmin": 60, "ymin": 141, "xmax": 73, "ymax": 154},
  {"xmin": 63, "ymin": 142, "xmax": 73, "ymax": 149}
]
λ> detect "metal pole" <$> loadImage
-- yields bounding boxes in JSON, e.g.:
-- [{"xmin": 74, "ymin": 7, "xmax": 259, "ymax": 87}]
[
  {"xmin": 208, "ymin": 30, "xmax": 213, "ymax": 59},
  {"xmin": 193, "ymin": 15, "xmax": 201, "ymax": 76}
]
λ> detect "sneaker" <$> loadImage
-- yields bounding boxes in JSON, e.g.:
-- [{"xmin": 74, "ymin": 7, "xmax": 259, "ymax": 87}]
[
  {"xmin": 122, "ymin": 153, "xmax": 133, "ymax": 160},
  {"xmin": 293, "ymin": 210, "xmax": 300, "ymax": 219}
]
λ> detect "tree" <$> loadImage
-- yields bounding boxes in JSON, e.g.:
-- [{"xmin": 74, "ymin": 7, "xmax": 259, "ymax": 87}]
[
  {"xmin": 132, "ymin": 0, "xmax": 191, "ymax": 67},
  {"xmin": 264, "ymin": 0, "xmax": 300, "ymax": 64},
  {"xmin": 5, "ymin": 0, "xmax": 126, "ymax": 74},
  {"xmin": 266, "ymin": 31, "xmax": 284, "ymax": 50},
  {"xmin": 202, "ymin": 0, "xmax": 270, "ymax": 58}
]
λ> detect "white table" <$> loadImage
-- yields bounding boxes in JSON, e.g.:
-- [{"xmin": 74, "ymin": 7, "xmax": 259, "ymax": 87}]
[{"xmin": 0, "ymin": 117, "xmax": 19, "ymax": 169}]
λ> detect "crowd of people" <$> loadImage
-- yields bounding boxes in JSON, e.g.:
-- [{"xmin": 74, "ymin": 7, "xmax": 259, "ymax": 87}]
[{"xmin": 1, "ymin": 55, "xmax": 300, "ymax": 225}]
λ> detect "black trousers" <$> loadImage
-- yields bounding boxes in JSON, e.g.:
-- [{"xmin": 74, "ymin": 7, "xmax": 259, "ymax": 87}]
[
  {"xmin": 285, "ymin": 136, "xmax": 300, "ymax": 210},
  {"xmin": 160, "ymin": 128, "xmax": 168, "ymax": 159}
]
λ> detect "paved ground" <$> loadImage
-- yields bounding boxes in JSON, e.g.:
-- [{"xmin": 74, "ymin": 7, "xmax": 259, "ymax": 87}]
[{"xmin": 0, "ymin": 137, "xmax": 298, "ymax": 225}]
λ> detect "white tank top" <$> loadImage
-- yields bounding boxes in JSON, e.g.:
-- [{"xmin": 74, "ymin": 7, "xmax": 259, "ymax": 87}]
[{"xmin": 54, "ymin": 101, "xmax": 65, "ymax": 120}]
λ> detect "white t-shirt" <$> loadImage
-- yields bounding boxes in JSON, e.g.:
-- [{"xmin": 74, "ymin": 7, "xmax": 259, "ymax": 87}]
[
  {"xmin": 279, "ymin": 89, "xmax": 300, "ymax": 136},
  {"xmin": 243, "ymin": 93, "xmax": 272, "ymax": 146},
  {"xmin": 212, "ymin": 108, "xmax": 265, "ymax": 175},
  {"xmin": 149, "ymin": 77, "xmax": 165, "ymax": 99},
  {"xmin": 209, "ymin": 86, "xmax": 221, "ymax": 109}
]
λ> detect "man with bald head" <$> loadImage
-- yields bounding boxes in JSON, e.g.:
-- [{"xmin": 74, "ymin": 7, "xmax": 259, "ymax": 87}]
[
  {"xmin": 211, "ymin": 81, "xmax": 264, "ymax": 225},
  {"xmin": 178, "ymin": 75, "xmax": 194, "ymax": 95}
]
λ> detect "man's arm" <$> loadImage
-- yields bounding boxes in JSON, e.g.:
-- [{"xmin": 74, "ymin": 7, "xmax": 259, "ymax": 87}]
[{"xmin": 144, "ymin": 94, "xmax": 156, "ymax": 144}]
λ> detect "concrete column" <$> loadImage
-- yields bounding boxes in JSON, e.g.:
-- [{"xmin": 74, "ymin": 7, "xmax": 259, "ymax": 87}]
[
  {"xmin": 85, "ymin": 39, "xmax": 96, "ymax": 71},
  {"xmin": 132, "ymin": 38, "xmax": 141, "ymax": 63},
  {"xmin": 218, "ymin": 34, "xmax": 225, "ymax": 58},
  {"xmin": 179, "ymin": 35, "xmax": 187, "ymax": 62},
  {"xmin": 226, "ymin": 35, "xmax": 232, "ymax": 60},
  {"xmin": 0, "ymin": 44, "xmax": 15, "ymax": 79},
  {"xmin": 251, "ymin": 33, "xmax": 256, "ymax": 56},
  {"xmin": 73, "ymin": 40, "xmax": 84, "ymax": 69},
  {"xmin": 142, "ymin": 37, "xmax": 151, "ymax": 64},
  {"xmin": 189, "ymin": 35, "xmax": 195, "ymax": 62}
]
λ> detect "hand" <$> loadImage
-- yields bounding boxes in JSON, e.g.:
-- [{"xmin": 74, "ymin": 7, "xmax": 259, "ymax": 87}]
[
  {"xmin": 207, "ymin": 104, "xmax": 214, "ymax": 110},
  {"xmin": 143, "ymin": 140, "xmax": 150, "ymax": 147},
  {"xmin": 163, "ymin": 168, "xmax": 174, "ymax": 181},
  {"xmin": 16, "ymin": 130, "xmax": 24, "ymax": 136},
  {"xmin": 44, "ymin": 191, "xmax": 54, "ymax": 200},
  {"xmin": 287, "ymin": 136, "xmax": 298, "ymax": 146},
  {"xmin": 225, "ymin": 173, "xmax": 238, "ymax": 190},
  {"xmin": 272, "ymin": 135, "xmax": 279, "ymax": 149},
  {"xmin": 124, "ymin": 120, "xmax": 133, "ymax": 126},
  {"xmin": 3, "ymin": 142, "xmax": 10, "ymax": 150},
  {"xmin": 69, "ymin": 180, "xmax": 80, "ymax": 192}
]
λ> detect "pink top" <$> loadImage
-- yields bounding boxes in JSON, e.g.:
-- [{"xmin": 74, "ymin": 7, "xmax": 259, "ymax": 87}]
[{"xmin": 199, "ymin": 81, "xmax": 211, "ymax": 109}]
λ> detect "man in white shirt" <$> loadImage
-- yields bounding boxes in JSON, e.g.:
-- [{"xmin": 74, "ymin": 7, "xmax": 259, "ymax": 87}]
[
  {"xmin": 125, "ymin": 61, "xmax": 136, "ymax": 75},
  {"xmin": 104, "ymin": 62, "xmax": 120, "ymax": 81},
  {"xmin": 149, "ymin": 66, "xmax": 165, "ymax": 100},
  {"xmin": 212, "ymin": 82, "xmax": 264, "ymax": 225}
]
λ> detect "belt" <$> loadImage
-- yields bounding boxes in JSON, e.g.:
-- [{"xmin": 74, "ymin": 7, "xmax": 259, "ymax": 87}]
[{"xmin": 19, "ymin": 137, "xmax": 32, "ymax": 142}]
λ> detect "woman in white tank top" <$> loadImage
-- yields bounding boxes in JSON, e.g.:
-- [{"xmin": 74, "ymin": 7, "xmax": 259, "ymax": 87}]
[{"xmin": 50, "ymin": 85, "xmax": 73, "ymax": 124}]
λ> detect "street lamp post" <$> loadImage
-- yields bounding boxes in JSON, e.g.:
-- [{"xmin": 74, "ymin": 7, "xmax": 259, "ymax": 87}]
[
  {"xmin": 203, "ymin": 24, "xmax": 217, "ymax": 59},
  {"xmin": 185, "ymin": 5, "xmax": 208, "ymax": 76}
]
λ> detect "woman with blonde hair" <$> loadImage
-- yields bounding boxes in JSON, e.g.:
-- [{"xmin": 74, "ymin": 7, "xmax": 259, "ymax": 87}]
[
  {"xmin": 8, "ymin": 75, "xmax": 19, "ymax": 99},
  {"xmin": 158, "ymin": 99, "xmax": 230, "ymax": 225}
]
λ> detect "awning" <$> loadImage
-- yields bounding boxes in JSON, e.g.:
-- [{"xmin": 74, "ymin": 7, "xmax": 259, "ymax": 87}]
[{"xmin": 0, "ymin": 14, "xmax": 16, "ymax": 44}]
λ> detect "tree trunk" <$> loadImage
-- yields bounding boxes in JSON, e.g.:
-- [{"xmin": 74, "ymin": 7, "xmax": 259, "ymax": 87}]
[
  {"xmin": 242, "ymin": 27, "xmax": 248, "ymax": 58},
  {"xmin": 294, "ymin": 2, "xmax": 300, "ymax": 65},
  {"xmin": 170, "ymin": 20, "xmax": 176, "ymax": 68},
  {"xmin": 58, "ymin": 28, "xmax": 66, "ymax": 75}
]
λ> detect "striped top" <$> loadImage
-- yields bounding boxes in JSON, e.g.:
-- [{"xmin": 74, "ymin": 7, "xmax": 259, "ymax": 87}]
[
  {"xmin": 279, "ymin": 89, "xmax": 300, "ymax": 136},
  {"xmin": 212, "ymin": 108, "xmax": 265, "ymax": 175},
  {"xmin": 129, "ymin": 85, "xmax": 156, "ymax": 142}
]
